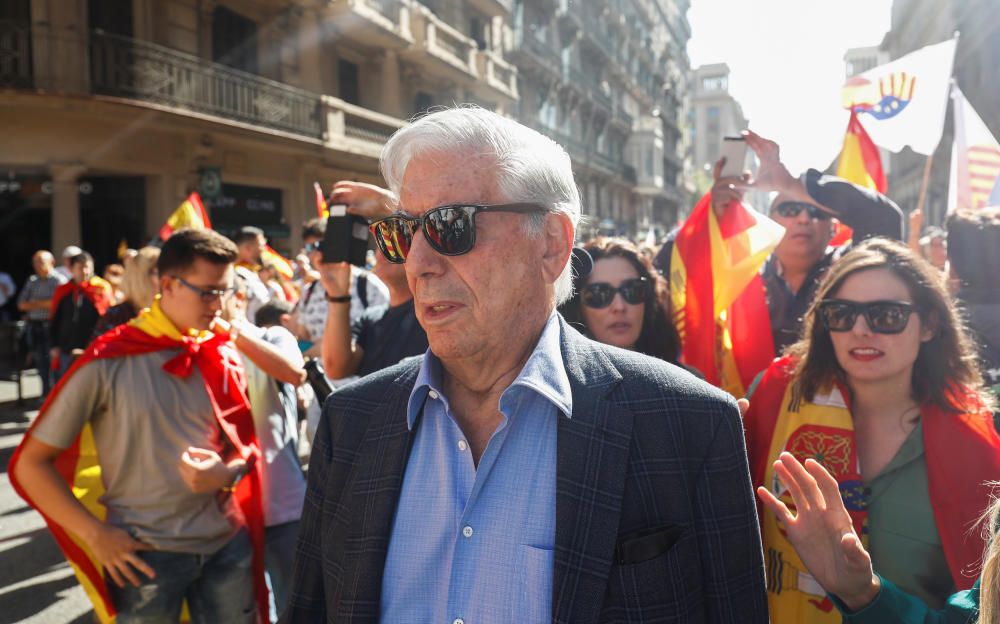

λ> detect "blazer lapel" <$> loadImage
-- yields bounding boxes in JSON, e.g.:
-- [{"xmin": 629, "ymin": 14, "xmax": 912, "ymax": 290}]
[
  {"xmin": 553, "ymin": 320, "xmax": 634, "ymax": 624},
  {"xmin": 337, "ymin": 363, "xmax": 419, "ymax": 618}
]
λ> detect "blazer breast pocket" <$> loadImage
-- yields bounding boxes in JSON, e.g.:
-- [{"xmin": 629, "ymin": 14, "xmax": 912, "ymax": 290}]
[{"xmin": 608, "ymin": 525, "xmax": 693, "ymax": 599}]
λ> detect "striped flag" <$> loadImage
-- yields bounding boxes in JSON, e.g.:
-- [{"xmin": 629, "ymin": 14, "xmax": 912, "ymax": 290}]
[
  {"xmin": 949, "ymin": 85, "xmax": 1000, "ymax": 213},
  {"xmin": 261, "ymin": 244, "xmax": 295, "ymax": 280},
  {"xmin": 670, "ymin": 193, "xmax": 785, "ymax": 396},
  {"xmin": 158, "ymin": 192, "xmax": 211, "ymax": 240},
  {"xmin": 831, "ymin": 111, "xmax": 888, "ymax": 244},
  {"xmin": 314, "ymin": 182, "xmax": 329, "ymax": 219}
]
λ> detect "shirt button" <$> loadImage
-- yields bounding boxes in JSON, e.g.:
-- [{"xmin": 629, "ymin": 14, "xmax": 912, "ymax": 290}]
[
  {"xmin": 457, "ymin": 440, "xmax": 468, "ymax": 451},
  {"xmin": 453, "ymin": 619, "xmax": 465, "ymax": 624},
  {"xmin": 428, "ymin": 390, "xmax": 439, "ymax": 400},
  {"xmin": 462, "ymin": 526, "xmax": 474, "ymax": 538}
]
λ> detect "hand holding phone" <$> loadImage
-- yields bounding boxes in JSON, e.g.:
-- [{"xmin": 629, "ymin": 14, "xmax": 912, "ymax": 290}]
[
  {"xmin": 321, "ymin": 204, "xmax": 370, "ymax": 267},
  {"xmin": 719, "ymin": 136, "xmax": 748, "ymax": 178}
]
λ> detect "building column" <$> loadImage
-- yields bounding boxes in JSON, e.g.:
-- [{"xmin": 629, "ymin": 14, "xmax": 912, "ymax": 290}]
[
  {"xmin": 380, "ymin": 50, "xmax": 404, "ymax": 118},
  {"xmin": 49, "ymin": 163, "xmax": 86, "ymax": 254}
]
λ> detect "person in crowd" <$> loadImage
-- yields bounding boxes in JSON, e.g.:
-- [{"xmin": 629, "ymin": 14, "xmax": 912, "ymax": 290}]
[
  {"xmin": 656, "ymin": 131, "xmax": 904, "ymax": 355},
  {"xmin": 54, "ymin": 245, "xmax": 82, "ymax": 280},
  {"xmin": 947, "ymin": 207, "xmax": 1000, "ymax": 401},
  {"xmin": 907, "ymin": 209, "xmax": 949, "ymax": 272},
  {"xmin": 258, "ymin": 262, "xmax": 296, "ymax": 304},
  {"xmin": 10, "ymin": 229, "xmax": 267, "ymax": 623},
  {"xmin": 744, "ymin": 237, "xmax": 1000, "ymax": 623},
  {"xmin": 91, "ymin": 246, "xmax": 160, "ymax": 338},
  {"xmin": 233, "ymin": 226, "xmax": 273, "ymax": 322},
  {"xmin": 560, "ymin": 236, "xmax": 683, "ymax": 365},
  {"xmin": 216, "ymin": 279, "xmax": 306, "ymax": 621},
  {"xmin": 103, "ymin": 263, "xmax": 126, "ymax": 304},
  {"xmin": 283, "ymin": 106, "xmax": 767, "ymax": 622},
  {"xmin": 0, "ymin": 267, "xmax": 16, "ymax": 321},
  {"xmin": 317, "ymin": 181, "xmax": 427, "ymax": 381},
  {"xmin": 17, "ymin": 250, "xmax": 66, "ymax": 397},
  {"xmin": 49, "ymin": 251, "xmax": 113, "ymax": 380}
]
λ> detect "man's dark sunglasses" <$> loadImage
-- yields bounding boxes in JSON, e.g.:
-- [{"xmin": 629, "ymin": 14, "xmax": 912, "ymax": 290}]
[
  {"xmin": 581, "ymin": 277, "xmax": 650, "ymax": 309},
  {"xmin": 369, "ymin": 203, "xmax": 548, "ymax": 264},
  {"xmin": 773, "ymin": 201, "xmax": 832, "ymax": 221},
  {"xmin": 816, "ymin": 299, "xmax": 915, "ymax": 334},
  {"xmin": 173, "ymin": 275, "xmax": 235, "ymax": 303}
]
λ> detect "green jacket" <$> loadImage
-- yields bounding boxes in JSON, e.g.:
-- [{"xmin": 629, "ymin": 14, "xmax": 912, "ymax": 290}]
[{"xmin": 836, "ymin": 575, "xmax": 979, "ymax": 624}]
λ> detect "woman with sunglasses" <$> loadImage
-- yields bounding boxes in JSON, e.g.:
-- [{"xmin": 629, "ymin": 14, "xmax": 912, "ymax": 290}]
[
  {"xmin": 559, "ymin": 237, "xmax": 683, "ymax": 365},
  {"xmin": 743, "ymin": 238, "xmax": 1000, "ymax": 623}
]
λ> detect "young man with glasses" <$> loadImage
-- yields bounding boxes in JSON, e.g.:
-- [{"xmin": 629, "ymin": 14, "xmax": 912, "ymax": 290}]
[
  {"xmin": 10, "ymin": 228, "xmax": 268, "ymax": 623},
  {"xmin": 283, "ymin": 107, "xmax": 768, "ymax": 623},
  {"xmin": 704, "ymin": 131, "xmax": 903, "ymax": 354}
]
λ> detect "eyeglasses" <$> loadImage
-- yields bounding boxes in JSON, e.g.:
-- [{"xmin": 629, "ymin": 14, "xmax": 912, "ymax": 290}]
[
  {"xmin": 816, "ymin": 299, "xmax": 916, "ymax": 334},
  {"xmin": 303, "ymin": 241, "xmax": 321, "ymax": 254},
  {"xmin": 172, "ymin": 275, "xmax": 235, "ymax": 303},
  {"xmin": 773, "ymin": 201, "xmax": 832, "ymax": 221},
  {"xmin": 369, "ymin": 203, "xmax": 548, "ymax": 264},
  {"xmin": 581, "ymin": 277, "xmax": 650, "ymax": 309}
]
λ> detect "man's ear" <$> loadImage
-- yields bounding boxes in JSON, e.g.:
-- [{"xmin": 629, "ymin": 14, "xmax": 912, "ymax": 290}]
[
  {"xmin": 541, "ymin": 212, "xmax": 573, "ymax": 284},
  {"xmin": 159, "ymin": 274, "xmax": 174, "ymax": 296}
]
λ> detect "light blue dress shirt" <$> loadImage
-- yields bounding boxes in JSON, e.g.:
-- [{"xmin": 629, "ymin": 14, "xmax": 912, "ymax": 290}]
[{"xmin": 380, "ymin": 313, "xmax": 572, "ymax": 624}]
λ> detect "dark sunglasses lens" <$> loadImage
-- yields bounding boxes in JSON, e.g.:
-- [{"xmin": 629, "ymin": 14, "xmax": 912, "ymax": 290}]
[
  {"xmin": 371, "ymin": 219, "xmax": 413, "ymax": 264},
  {"xmin": 867, "ymin": 303, "xmax": 911, "ymax": 333},
  {"xmin": 425, "ymin": 207, "xmax": 474, "ymax": 255},
  {"xmin": 776, "ymin": 203, "xmax": 803, "ymax": 218},
  {"xmin": 819, "ymin": 302, "xmax": 857, "ymax": 332},
  {"xmin": 581, "ymin": 284, "xmax": 615, "ymax": 308},
  {"xmin": 619, "ymin": 279, "xmax": 648, "ymax": 304}
]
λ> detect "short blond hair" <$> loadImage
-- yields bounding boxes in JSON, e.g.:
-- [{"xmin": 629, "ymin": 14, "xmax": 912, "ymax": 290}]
[{"xmin": 123, "ymin": 246, "xmax": 160, "ymax": 309}]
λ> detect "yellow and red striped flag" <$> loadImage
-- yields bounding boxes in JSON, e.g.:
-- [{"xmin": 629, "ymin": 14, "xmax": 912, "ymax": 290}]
[
  {"xmin": 261, "ymin": 244, "xmax": 295, "ymax": 280},
  {"xmin": 314, "ymin": 182, "xmax": 329, "ymax": 219},
  {"xmin": 831, "ymin": 111, "xmax": 887, "ymax": 245},
  {"xmin": 670, "ymin": 193, "xmax": 785, "ymax": 397},
  {"xmin": 948, "ymin": 85, "xmax": 1000, "ymax": 213},
  {"xmin": 159, "ymin": 192, "xmax": 211, "ymax": 240}
]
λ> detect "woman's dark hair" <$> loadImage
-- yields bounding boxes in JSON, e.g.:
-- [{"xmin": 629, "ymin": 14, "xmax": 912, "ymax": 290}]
[
  {"xmin": 560, "ymin": 237, "xmax": 681, "ymax": 363},
  {"xmin": 789, "ymin": 237, "xmax": 991, "ymax": 413}
]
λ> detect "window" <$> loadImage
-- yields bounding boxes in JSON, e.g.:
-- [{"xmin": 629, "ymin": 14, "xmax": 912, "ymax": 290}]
[
  {"xmin": 414, "ymin": 91, "xmax": 434, "ymax": 115},
  {"xmin": 212, "ymin": 7, "xmax": 258, "ymax": 74},
  {"xmin": 701, "ymin": 75, "xmax": 727, "ymax": 92},
  {"xmin": 338, "ymin": 60, "xmax": 359, "ymax": 105}
]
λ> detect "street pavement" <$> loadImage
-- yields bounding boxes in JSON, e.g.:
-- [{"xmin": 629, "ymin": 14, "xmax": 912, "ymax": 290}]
[{"xmin": 0, "ymin": 372, "xmax": 94, "ymax": 624}]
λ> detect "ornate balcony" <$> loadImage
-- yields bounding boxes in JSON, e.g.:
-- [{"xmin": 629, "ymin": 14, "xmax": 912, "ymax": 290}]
[
  {"xmin": 475, "ymin": 51, "xmax": 518, "ymax": 101},
  {"xmin": 401, "ymin": 5, "xmax": 479, "ymax": 83},
  {"xmin": 510, "ymin": 30, "xmax": 561, "ymax": 82},
  {"xmin": 467, "ymin": 0, "xmax": 514, "ymax": 18},
  {"xmin": 322, "ymin": 95, "xmax": 406, "ymax": 159},
  {"xmin": 327, "ymin": 0, "xmax": 413, "ymax": 49}
]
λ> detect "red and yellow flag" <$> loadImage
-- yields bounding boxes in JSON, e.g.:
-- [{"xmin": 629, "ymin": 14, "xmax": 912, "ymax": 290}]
[
  {"xmin": 670, "ymin": 193, "xmax": 784, "ymax": 396},
  {"xmin": 831, "ymin": 111, "xmax": 887, "ymax": 245},
  {"xmin": 261, "ymin": 244, "xmax": 294, "ymax": 280},
  {"xmin": 314, "ymin": 182, "xmax": 328, "ymax": 219},
  {"xmin": 159, "ymin": 192, "xmax": 212, "ymax": 240}
]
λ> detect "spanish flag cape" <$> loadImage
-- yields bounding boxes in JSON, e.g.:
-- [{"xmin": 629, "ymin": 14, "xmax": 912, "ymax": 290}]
[
  {"xmin": 50, "ymin": 276, "xmax": 115, "ymax": 318},
  {"xmin": 745, "ymin": 355, "xmax": 1000, "ymax": 622},
  {"xmin": 670, "ymin": 192, "xmax": 784, "ymax": 396},
  {"xmin": 8, "ymin": 300, "xmax": 269, "ymax": 623}
]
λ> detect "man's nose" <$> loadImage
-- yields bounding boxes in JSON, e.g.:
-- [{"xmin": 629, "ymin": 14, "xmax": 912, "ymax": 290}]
[{"xmin": 403, "ymin": 225, "xmax": 445, "ymax": 279}]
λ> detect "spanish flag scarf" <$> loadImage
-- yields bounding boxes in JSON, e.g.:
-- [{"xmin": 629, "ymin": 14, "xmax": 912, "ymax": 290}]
[
  {"xmin": 745, "ymin": 355, "xmax": 1000, "ymax": 623},
  {"xmin": 50, "ymin": 276, "xmax": 115, "ymax": 317},
  {"xmin": 8, "ymin": 299, "xmax": 269, "ymax": 623}
]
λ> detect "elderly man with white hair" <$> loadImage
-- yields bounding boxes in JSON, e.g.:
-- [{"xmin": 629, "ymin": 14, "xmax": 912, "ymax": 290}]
[{"xmin": 283, "ymin": 107, "xmax": 767, "ymax": 623}]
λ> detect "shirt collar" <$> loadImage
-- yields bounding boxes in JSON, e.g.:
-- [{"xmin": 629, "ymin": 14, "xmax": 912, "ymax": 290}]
[{"xmin": 405, "ymin": 312, "xmax": 572, "ymax": 430}]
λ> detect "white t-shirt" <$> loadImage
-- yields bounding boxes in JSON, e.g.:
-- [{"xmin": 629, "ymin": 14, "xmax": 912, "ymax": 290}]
[{"xmin": 295, "ymin": 267, "xmax": 389, "ymax": 343}]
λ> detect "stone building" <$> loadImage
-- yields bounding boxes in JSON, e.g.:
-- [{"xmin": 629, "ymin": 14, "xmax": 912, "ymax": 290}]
[{"xmin": 0, "ymin": 0, "xmax": 691, "ymax": 287}]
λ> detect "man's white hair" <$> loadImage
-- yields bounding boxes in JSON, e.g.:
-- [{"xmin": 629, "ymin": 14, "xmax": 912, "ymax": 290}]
[{"xmin": 380, "ymin": 105, "xmax": 581, "ymax": 305}]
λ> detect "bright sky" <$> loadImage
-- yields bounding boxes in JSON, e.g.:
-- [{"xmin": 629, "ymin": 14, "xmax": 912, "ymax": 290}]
[{"xmin": 687, "ymin": 0, "xmax": 893, "ymax": 175}]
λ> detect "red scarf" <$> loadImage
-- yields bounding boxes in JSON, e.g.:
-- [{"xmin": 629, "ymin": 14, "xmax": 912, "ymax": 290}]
[
  {"xmin": 8, "ymin": 321, "xmax": 269, "ymax": 623},
  {"xmin": 746, "ymin": 355, "xmax": 1000, "ymax": 591}
]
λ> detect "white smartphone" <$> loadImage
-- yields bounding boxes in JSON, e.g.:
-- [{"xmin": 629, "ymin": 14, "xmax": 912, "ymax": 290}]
[{"xmin": 719, "ymin": 136, "xmax": 748, "ymax": 178}]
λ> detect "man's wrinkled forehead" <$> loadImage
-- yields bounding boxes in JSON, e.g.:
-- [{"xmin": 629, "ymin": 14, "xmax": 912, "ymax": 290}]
[{"xmin": 398, "ymin": 150, "xmax": 500, "ymax": 215}]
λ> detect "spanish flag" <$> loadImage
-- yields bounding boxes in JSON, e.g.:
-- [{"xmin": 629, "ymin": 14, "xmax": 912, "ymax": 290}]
[
  {"xmin": 314, "ymin": 182, "xmax": 328, "ymax": 219},
  {"xmin": 670, "ymin": 193, "xmax": 784, "ymax": 397},
  {"xmin": 8, "ymin": 300, "xmax": 270, "ymax": 623},
  {"xmin": 831, "ymin": 111, "xmax": 887, "ymax": 245},
  {"xmin": 159, "ymin": 192, "xmax": 212, "ymax": 240},
  {"xmin": 261, "ymin": 244, "xmax": 295, "ymax": 280}
]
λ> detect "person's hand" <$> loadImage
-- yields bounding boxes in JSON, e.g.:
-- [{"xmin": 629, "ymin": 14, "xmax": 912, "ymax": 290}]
[
  {"xmin": 737, "ymin": 398, "xmax": 749, "ymax": 418},
  {"xmin": 743, "ymin": 130, "xmax": 800, "ymax": 195},
  {"xmin": 178, "ymin": 447, "xmax": 244, "ymax": 494},
  {"xmin": 84, "ymin": 523, "xmax": 155, "ymax": 588},
  {"xmin": 756, "ymin": 452, "xmax": 880, "ymax": 611},
  {"xmin": 329, "ymin": 181, "xmax": 397, "ymax": 220},
  {"xmin": 710, "ymin": 157, "xmax": 750, "ymax": 219},
  {"xmin": 317, "ymin": 262, "xmax": 352, "ymax": 299}
]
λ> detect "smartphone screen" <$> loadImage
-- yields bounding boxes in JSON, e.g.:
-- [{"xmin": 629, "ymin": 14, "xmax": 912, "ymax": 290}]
[{"xmin": 719, "ymin": 136, "xmax": 748, "ymax": 178}]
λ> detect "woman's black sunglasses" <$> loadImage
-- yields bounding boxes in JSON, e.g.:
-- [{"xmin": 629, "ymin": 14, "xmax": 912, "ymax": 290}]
[
  {"xmin": 773, "ymin": 201, "xmax": 832, "ymax": 221},
  {"xmin": 369, "ymin": 203, "xmax": 547, "ymax": 264},
  {"xmin": 816, "ymin": 299, "xmax": 915, "ymax": 334},
  {"xmin": 581, "ymin": 277, "xmax": 649, "ymax": 309}
]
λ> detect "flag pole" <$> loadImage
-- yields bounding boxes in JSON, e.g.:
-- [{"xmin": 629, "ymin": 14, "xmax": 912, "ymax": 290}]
[{"xmin": 915, "ymin": 153, "xmax": 934, "ymax": 217}]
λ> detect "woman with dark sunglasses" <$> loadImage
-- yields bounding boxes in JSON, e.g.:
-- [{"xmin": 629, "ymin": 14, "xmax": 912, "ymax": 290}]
[
  {"xmin": 559, "ymin": 237, "xmax": 684, "ymax": 366},
  {"xmin": 743, "ymin": 238, "xmax": 1000, "ymax": 623}
]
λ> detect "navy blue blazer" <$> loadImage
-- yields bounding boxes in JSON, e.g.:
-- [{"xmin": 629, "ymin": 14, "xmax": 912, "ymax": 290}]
[{"xmin": 282, "ymin": 318, "xmax": 768, "ymax": 623}]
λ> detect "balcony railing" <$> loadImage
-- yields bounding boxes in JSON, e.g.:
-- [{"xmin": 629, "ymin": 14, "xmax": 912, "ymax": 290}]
[
  {"xmin": 477, "ymin": 51, "xmax": 518, "ymax": 99},
  {"xmin": 407, "ymin": 5, "xmax": 478, "ymax": 79},
  {"xmin": 323, "ymin": 95, "xmax": 405, "ymax": 157},
  {"xmin": 89, "ymin": 30, "xmax": 322, "ymax": 138}
]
